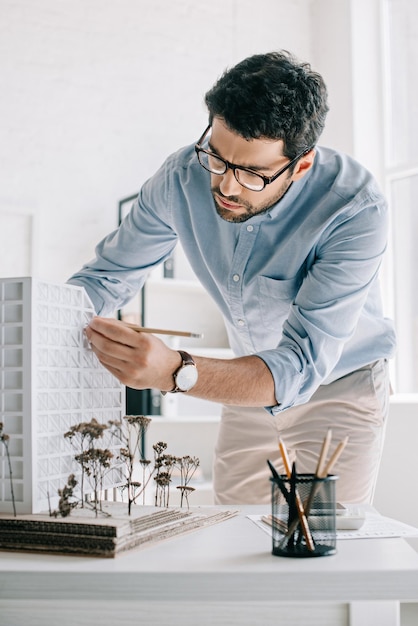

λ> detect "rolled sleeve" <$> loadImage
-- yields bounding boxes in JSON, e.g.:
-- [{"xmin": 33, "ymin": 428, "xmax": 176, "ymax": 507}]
[
  {"xmin": 258, "ymin": 194, "xmax": 391, "ymax": 414},
  {"xmin": 68, "ymin": 156, "xmax": 178, "ymax": 315}
]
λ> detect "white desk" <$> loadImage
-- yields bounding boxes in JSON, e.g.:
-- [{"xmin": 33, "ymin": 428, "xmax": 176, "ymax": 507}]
[{"xmin": 0, "ymin": 506, "xmax": 417, "ymax": 626}]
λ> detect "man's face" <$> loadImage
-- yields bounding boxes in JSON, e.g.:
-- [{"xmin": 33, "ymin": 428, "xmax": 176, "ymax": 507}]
[{"xmin": 208, "ymin": 117, "xmax": 311, "ymax": 223}]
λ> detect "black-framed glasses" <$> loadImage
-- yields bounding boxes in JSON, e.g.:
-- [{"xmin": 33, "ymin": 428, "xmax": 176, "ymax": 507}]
[{"xmin": 195, "ymin": 125, "xmax": 312, "ymax": 192}]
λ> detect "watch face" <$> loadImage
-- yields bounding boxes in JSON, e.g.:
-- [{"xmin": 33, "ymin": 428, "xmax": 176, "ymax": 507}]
[{"xmin": 176, "ymin": 364, "xmax": 198, "ymax": 391}]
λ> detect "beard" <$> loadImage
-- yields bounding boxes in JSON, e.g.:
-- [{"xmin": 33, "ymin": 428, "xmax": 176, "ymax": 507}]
[{"xmin": 212, "ymin": 176, "xmax": 293, "ymax": 223}]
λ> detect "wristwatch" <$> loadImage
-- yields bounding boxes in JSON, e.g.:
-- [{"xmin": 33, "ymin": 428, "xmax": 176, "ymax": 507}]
[{"xmin": 170, "ymin": 350, "xmax": 198, "ymax": 393}]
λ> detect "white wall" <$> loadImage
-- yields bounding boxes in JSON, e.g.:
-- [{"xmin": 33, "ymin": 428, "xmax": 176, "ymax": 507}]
[
  {"xmin": 374, "ymin": 396, "xmax": 418, "ymax": 528},
  {"xmin": 310, "ymin": 0, "xmax": 354, "ymax": 155},
  {"xmin": 310, "ymin": 0, "xmax": 385, "ymax": 182},
  {"xmin": 0, "ymin": 0, "xmax": 312, "ymax": 283}
]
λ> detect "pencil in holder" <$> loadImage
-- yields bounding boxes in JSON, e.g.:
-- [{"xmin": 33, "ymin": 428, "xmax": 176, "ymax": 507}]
[{"xmin": 270, "ymin": 473, "xmax": 338, "ymax": 558}]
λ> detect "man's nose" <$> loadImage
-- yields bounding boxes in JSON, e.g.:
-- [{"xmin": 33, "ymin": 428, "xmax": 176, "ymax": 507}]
[{"xmin": 218, "ymin": 169, "xmax": 242, "ymax": 197}]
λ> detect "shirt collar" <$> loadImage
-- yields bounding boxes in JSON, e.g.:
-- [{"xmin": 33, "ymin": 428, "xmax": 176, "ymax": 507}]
[{"xmin": 246, "ymin": 160, "xmax": 314, "ymax": 223}]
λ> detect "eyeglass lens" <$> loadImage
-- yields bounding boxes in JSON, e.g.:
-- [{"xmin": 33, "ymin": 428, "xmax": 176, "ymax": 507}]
[{"xmin": 197, "ymin": 150, "xmax": 265, "ymax": 191}]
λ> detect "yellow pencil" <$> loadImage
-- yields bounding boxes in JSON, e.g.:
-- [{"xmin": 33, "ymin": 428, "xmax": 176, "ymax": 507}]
[
  {"xmin": 320, "ymin": 436, "xmax": 349, "ymax": 478},
  {"xmin": 278, "ymin": 437, "xmax": 315, "ymax": 551},
  {"xmin": 283, "ymin": 435, "xmax": 349, "ymax": 545},
  {"xmin": 121, "ymin": 321, "xmax": 203, "ymax": 339},
  {"xmin": 315, "ymin": 428, "xmax": 332, "ymax": 478}
]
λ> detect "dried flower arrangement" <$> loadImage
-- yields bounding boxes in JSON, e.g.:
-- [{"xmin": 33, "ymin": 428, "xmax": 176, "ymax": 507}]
[
  {"xmin": 49, "ymin": 415, "xmax": 200, "ymax": 518},
  {"xmin": 0, "ymin": 417, "xmax": 238, "ymax": 559},
  {"xmin": 1, "ymin": 415, "xmax": 200, "ymax": 520},
  {"xmin": 61, "ymin": 418, "xmax": 113, "ymax": 516}
]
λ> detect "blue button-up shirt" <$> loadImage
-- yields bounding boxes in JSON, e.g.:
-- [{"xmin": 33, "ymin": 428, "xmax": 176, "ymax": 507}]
[{"xmin": 68, "ymin": 143, "xmax": 396, "ymax": 414}]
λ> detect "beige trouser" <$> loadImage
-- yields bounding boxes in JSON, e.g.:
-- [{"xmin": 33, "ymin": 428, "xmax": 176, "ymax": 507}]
[{"xmin": 213, "ymin": 359, "xmax": 390, "ymax": 505}]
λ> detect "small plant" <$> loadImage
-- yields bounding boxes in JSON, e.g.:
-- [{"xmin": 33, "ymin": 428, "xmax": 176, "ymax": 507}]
[
  {"xmin": 0, "ymin": 422, "xmax": 16, "ymax": 516},
  {"xmin": 75, "ymin": 448, "xmax": 113, "ymax": 516},
  {"xmin": 153, "ymin": 442, "xmax": 177, "ymax": 507},
  {"xmin": 50, "ymin": 474, "xmax": 78, "ymax": 518},
  {"xmin": 64, "ymin": 418, "xmax": 108, "ymax": 507},
  {"xmin": 176, "ymin": 456, "xmax": 200, "ymax": 509},
  {"xmin": 139, "ymin": 459, "xmax": 152, "ymax": 505},
  {"xmin": 109, "ymin": 415, "xmax": 154, "ymax": 514},
  {"xmin": 54, "ymin": 416, "xmax": 200, "ymax": 518}
]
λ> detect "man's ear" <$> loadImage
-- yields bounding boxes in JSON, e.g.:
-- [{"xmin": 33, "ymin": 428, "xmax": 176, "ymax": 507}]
[{"xmin": 292, "ymin": 149, "xmax": 316, "ymax": 181}]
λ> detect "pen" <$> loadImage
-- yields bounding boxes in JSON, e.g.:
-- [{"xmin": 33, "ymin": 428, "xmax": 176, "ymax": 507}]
[
  {"xmin": 288, "ymin": 463, "xmax": 298, "ymax": 546},
  {"xmin": 267, "ymin": 459, "xmax": 290, "ymax": 504}
]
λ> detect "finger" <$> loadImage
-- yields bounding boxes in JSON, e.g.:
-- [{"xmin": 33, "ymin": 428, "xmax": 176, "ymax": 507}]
[
  {"xmin": 86, "ymin": 317, "xmax": 144, "ymax": 353},
  {"xmin": 86, "ymin": 327, "xmax": 136, "ymax": 364},
  {"xmin": 87, "ymin": 317, "xmax": 138, "ymax": 346},
  {"xmin": 90, "ymin": 333, "xmax": 138, "ymax": 364},
  {"xmin": 94, "ymin": 357, "xmax": 133, "ymax": 385},
  {"xmin": 91, "ymin": 346, "xmax": 145, "ymax": 388},
  {"xmin": 89, "ymin": 340, "xmax": 133, "ymax": 375}
]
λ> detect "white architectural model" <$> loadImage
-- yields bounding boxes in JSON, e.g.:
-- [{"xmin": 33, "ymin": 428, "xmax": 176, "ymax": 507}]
[{"xmin": 0, "ymin": 277, "xmax": 125, "ymax": 514}]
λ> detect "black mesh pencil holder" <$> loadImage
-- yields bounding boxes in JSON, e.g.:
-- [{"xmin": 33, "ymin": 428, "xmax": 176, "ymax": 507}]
[{"xmin": 270, "ymin": 474, "xmax": 338, "ymax": 558}]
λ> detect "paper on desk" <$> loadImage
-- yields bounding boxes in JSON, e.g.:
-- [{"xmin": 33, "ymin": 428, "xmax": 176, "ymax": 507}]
[{"xmin": 248, "ymin": 512, "xmax": 418, "ymax": 540}]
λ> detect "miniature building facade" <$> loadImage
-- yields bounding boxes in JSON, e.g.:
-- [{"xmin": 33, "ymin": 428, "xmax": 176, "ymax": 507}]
[{"xmin": 0, "ymin": 277, "xmax": 125, "ymax": 514}]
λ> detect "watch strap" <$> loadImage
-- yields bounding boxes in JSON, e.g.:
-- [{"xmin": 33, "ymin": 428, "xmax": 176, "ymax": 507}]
[{"xmin": 177, "ymin": 350, "xmax": 195, "ymax": 368}]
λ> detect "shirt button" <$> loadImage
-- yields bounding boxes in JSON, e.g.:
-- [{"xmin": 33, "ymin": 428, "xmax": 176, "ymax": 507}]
[
  {"xmin": 232, "ymin": 274, "xmax": 240, "ymax": 282},
  {"xmin": 237, "ymin": 319, "xmax": 245, "ymax": 327},
  {"xmin": 246, "ymin": 225, "xmax": 254, "ymax": 232}
]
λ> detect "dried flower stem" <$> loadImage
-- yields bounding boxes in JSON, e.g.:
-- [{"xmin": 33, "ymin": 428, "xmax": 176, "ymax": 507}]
[
  {"xmin": 176, "ymin": 456, "xmax": 200, "ymax": 508},
  {"xmin": 109, "ymin": 415, "xmax": 153, "ymax": 514},
  {"xmin": 0, "ymin": 423, "xmax": 16, "ymax": 517}
]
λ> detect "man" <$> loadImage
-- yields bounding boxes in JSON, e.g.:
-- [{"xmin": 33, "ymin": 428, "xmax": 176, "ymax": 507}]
[{"xmin": 69, "ymin": 51, "xmax": 396, "ymax": 505}]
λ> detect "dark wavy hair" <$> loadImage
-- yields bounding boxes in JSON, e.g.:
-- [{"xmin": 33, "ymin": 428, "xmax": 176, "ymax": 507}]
[{"xmin": 204, "ymin": 51, "xmax": 329, "ymax": 159}]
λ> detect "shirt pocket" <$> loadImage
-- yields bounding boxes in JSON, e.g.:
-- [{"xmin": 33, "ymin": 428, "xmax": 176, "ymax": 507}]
[{"xmin": 257, "ymin": 275, "xmax": 300, "ymax": 332}]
